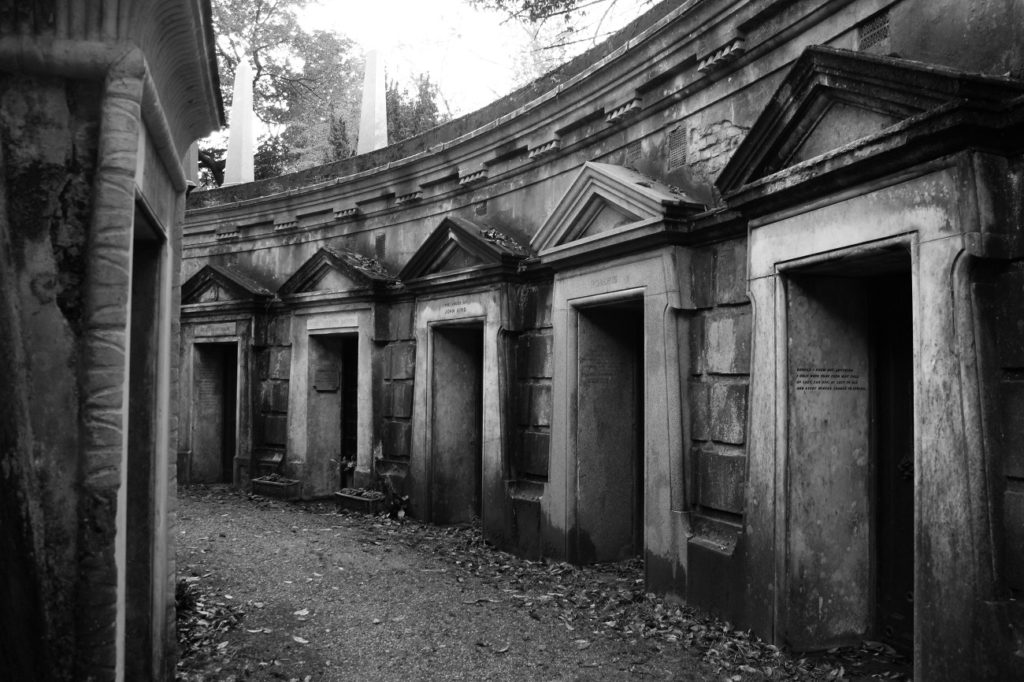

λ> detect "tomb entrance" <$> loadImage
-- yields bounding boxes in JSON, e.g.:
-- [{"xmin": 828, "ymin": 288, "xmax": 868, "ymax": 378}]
[
  {"xmin": 191, "ymin": 342, "xmax": 239, "ymax": 484},
  {"xmin": 784, "ymin": 251, "xmax": 914, "ymax": 652},
  {"xmin": 307, "ymin": 333, "xmax": 360, "ymax": 490},
  {"xmin": 574, "ymin": 298, "xmax": 645, "ymax": 562},
  {"xmin": 429, "ymin": 323, "xmax": 485, "ymax": 525}
]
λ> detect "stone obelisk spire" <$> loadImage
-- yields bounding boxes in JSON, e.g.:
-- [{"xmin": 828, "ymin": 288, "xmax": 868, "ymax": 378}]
[
  {"xmin": 357, "ymin": 49, "xmax": 388, "ymax": 154},
  {"xmin": 224, "ymin": 60, "xmax": 256, "ymax": 185}
]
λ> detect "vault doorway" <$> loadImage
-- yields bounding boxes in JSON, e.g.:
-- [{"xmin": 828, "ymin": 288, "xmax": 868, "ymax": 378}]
[
  {"xmin": 192, "ymin": 342, "xmax": 238, "ymax": 484},
  {"xmin": 124, "ymin": 204, "xmax": 163, "ymax": 678},
  {"xmin": 785, "ymin": 250, "xmax": 914, "ymax": 654},
  {"xmin": 574, "ymin": 298, "xmax": 644, "ymax": 563},
  {"xmin": 307, "ymin": 333, "xmax": 359, "ymax": 491},
  {"xmin": 870, "ymin": 274, "xmax": 914, "ymax": 652},
  {"xmin": 429, "ymin": 324, "xmax": 484, "ymax": 525}
]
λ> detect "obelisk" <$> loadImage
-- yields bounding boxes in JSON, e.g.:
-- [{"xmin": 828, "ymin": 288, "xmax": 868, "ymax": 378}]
[
  {"xmin": 356, "ymin": 49, "xmax": 388, "ymax": 154},
  {"xmin": 224, "ymin": 60, "xmax": 256, "ymax": 185}
]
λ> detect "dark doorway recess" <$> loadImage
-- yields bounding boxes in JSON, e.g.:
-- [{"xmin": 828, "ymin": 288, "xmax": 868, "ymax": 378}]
[
  {"xmin": 785, "ymin": 248, "xmax": 913, "ymax": 656},
  {"xmin": 430, "ymin": 324, "xmax": 485, "ymax": 525},
  {"xmin": 308, "ymin": 333, "xmax": 359, "ymax": 490},
  {"xmin": 869, "ymin": 274, "xmax": 914, "ymax": 653},
  {"xmin": 125, "ymin": 205, "xmax": 162, "ymax": 680},
  {"xmin": 574, "ymin": 298, "xmax": 644, "ymax": 563},
  {"xmin": 192, "ymin": 342, "xmax": 238, "ymax": 484}
]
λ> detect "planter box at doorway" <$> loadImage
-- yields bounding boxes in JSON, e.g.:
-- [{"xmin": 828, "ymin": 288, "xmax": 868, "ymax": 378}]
[
  {"xmin": 334, "ymin": 488, "xmax": 384, "ymax": 514},
  {"xmin": 252, "ymin": 475, "xmax": 301, "ymax": 500}
]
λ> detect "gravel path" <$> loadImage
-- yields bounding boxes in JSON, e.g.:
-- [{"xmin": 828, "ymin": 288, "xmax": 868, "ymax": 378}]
[{"xmin": 174, "ymin": 485, "xmax": 908, "ymax": 681}]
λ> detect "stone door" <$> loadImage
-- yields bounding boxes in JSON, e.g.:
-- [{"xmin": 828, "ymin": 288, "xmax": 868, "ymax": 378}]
[
  {"xmin": 307, "ymin": 333, "xmax": 359, "ymax": 492},
  {"xmin": 430, "ymin": 324, "xmax": 485, "ymax": 524},
  {"xmin": 574, "ymin": 299, "xmax": 644, "ymax": 563},
  {"xmin": 785, "ymin": 257, "xmax": 914, "ymax": 651},
  {"xmin": 192, "ymin": 342, "xmax": 238, "ymax": 483}
]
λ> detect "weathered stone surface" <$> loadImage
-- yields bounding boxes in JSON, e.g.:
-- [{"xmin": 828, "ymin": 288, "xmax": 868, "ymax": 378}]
[
  {"xmin": 257, "ymin": 381, "xmax": 273, "ymax": 412},
  {"xmin": 263, "ymin": 414, "xmax": 288, "ymax": 446},
  {"xmin": 388, "ymin": 301, "xmax": 415, "ymax": 341},
  {"xmin": 529, "ymin": 383, "xmax": 552, "ymax": 427},
  {"xmin": 254, "ymin": 349, "xmax": 270, "ymax": 380},
  {"xmin": 519, "ymin": 430, "xmax": 550, "ymax": 478},
  {"xmin": 267, "ymin": 380, "xmax": 287, "ymax": 412},
  {"xmin": 689, "ymin": 381, "xmax": 711, "ymax": 441},
  {"xmin": 691, "ymin": 248, "xmax": 715, "ymax": 309},
  {"xmin": 705, "ymin": 307, "xmax": 751, "ymax": 375},
  {"xmin": 387, "ymin": 341, "xmax": 416, "ymax": 380},
  {"xmin": 519, "ymin": 332, "xmax": 553, "ymax": 379},
  {"xmin": 714, "ymin": 241, "xmax": 747, "ymax": 305},
  {"xmin": 258, "ymin": 380, "xmax": 288, "ymax": 412},
  {"xmin": 710, "ymin": 382, "xmax": 747, "ymax": 445},
  {"xmin": 382, "ymin": 419, "xmax": 410, "ymax": 458},
  {"xmin": 270, "ymin": 315, "xmax": 292, "ymax": 346},
  {"xmin": 696, "ymin": 449, "xmax": 746, "ymax": 515},
  {"xmin": 269, "ymin": 347, "xmax": 291, "ymax": 380},
  {"xmin": 512, "ymin": 283, "xmax": 554, "ymax": 329},
  {"xmin": 689, "ymin": 313, "xmax": 706, "ymax": 375},
  {"xmin": 390, "ymin": 380, "xmax": 414, "ymax": 419},
  {"xmin": 517, "ymin": 383, "xmax": 531, "ymax": 426}
]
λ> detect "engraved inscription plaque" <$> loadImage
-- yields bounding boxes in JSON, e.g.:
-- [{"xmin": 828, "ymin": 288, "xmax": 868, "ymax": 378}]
[
  {"xmin": 314, "ymin": 367, "xmax": 339, "ymax": 392},
  {"xmin": 793, "ymin": 367, "xmax": 865, "ymax": 391}
]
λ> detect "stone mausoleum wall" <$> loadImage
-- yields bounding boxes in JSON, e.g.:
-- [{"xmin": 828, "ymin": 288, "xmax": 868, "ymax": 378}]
[
  {"xmin": 0, "ymin": 1, "xmax": 222, "ymax": 679},
  {"xmin": 182, "ymin": 0, "xmax": 1024, "ymax": 678}
]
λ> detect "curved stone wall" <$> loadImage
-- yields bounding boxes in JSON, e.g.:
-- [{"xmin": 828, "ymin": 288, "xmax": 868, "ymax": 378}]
[{"xmin": 181, "ymin": 1, "xmax": 1024, "ymax": 678}]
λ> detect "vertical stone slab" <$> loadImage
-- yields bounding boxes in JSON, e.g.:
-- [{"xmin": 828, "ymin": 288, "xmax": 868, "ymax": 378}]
[
  {"xmin": 575, "ymin": 305, "xmax": 642, "ymax": 563},
  {"xmin": 785, "ymin": 275, "xmax": 871, "ymax": 648},
  {"xmin": 742, "ymin": 274, "xmax": 777, "ymax": 640}
]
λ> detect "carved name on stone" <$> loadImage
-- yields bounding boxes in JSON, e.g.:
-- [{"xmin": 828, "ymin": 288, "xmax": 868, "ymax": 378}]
[
  {"xmin": 194, "ymin": 322, "xmax": 236, "ymax": 337},
  {"xmin": 440, "ymin": 299, "xmax": 470, "ymax": 317}
]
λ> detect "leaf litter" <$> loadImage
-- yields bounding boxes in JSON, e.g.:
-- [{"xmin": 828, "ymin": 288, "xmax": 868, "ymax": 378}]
[{"xmin": 176, "ymin": 484, "xmax": 911, "ymax": 680}]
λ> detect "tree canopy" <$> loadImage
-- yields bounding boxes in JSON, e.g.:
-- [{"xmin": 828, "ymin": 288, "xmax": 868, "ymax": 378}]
[
  {"xmin": 469, "ymin": 0, "xmax": 588, "ymax": 22},
  {"xmin": 198, "ymin": 0, "xmax": 448, "ymax": 187}
]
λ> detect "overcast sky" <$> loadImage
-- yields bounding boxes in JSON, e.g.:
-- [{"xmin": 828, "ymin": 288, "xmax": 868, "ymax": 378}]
[{"xmin": 300, "ymin": 0, "xmax": 652, "ymax": 115}]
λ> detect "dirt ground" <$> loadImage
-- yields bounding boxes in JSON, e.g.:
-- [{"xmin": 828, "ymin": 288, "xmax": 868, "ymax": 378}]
[{"xmin": 174, "ymin": 485, "xmax": 911, "ymax": 681}]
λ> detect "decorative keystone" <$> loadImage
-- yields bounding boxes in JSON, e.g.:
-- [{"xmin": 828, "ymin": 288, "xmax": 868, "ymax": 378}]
[
  {"xmin": 697, "ymin": 38, "xmax": 745, "ymax": 73},
  {"xmin": 605, "ymin": 97, "xmax": 642, "ymax": 124},
  {"xmin": 459, "ymin": 168, "xmax": 488, "ymax": 185},
  {"xmin": 528, "ymin": 138, "xmax": 560, "ymax": 159}
]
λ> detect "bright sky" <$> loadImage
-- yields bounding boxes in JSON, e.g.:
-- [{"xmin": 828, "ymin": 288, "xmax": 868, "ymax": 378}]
[{"xmin": 301, "ymin": 0, "xmax": 652, "ymax": 116}]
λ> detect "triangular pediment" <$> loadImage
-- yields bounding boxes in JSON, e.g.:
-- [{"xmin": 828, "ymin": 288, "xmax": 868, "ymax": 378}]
[
  {"xmin": 566, "ymin": 195, "xmax": 643, "ymax": 241},
  {"xmin": 789, "ymin": 101, "xmax": 899, "ymax": 165},
  {"xmin": 278, "ymin": 246, "xmax": 395, "ymax": 296},
  {"xmin": 182, "ymin": 263, "xmax": 272, "ymax": 305},
  {"xmin": 718, "ymin": 46, "xmax": 1024, "ymax": 195},
  {"xmin": 531, "ymin": 162, "xmax": 703, "ymax": 254},
  {"xmin": 311, "ymin": 268, "xmax": 360, "ymax": 292},
  {"xmin": 399, "ymin": 216, "xmax": 528, "ymax": 282},
  {"xmin": 194, "ymin": 283, "xmax": 237, "ymax": 303}
]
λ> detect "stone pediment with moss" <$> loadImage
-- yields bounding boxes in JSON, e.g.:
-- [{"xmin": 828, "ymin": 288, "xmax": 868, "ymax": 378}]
[
  {"xmin": 278, "ymin": 246, "xmax": 396, "ymax": 297},
  {"xmin": 182, "ymin": 263, "xmax": 273, "ymax": 305},
  {"xmin": 531, "ymin": 162, "xmax": 704, "ymax": 267},
  {"xmin": 398, "ymin": 216, "xmax": 529, "ymax": 286},
  {"xmin": 717, "ymin": 46, "xmax": 1024, "ymax": 214}
]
